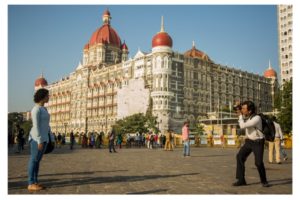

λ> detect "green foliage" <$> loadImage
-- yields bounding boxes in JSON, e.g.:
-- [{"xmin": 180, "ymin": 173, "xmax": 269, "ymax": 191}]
[
  {"xmin": 8, "ymin": 112, "xmax": 32, "ymax": 137},
  {"xmin": 277, "ymin": 80, "xmax": 292, "ymax": 134},
  {"xmin": 113, "ymin": 113, "xmax": 158, "ymax": 135},
  {"xmin": 274, "ymin": 88, "xmax": 282, "ymax": 110},
  {"xmin": 195, "ymin": 124, "xmax": 205, "ymax": 135},
  {"xmin": 21, "ymin": 120, "xmax": 32, "ymax": 137}
]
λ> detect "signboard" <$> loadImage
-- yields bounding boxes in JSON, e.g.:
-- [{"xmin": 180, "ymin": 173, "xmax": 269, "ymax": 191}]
[
  {"xmin": 227, "ymin": 139, "xmax": 235, "ymax": 145},
  {"xmin": 200, "ymin": 139, "xmax": 207, "ymax": 144},
  {"xmin": 213, "ymin": 139, "xmax": 221, "ymax": 145}
]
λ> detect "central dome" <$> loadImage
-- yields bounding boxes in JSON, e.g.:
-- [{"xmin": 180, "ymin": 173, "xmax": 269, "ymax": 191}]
[
  {"xmin": 87, "ymin": 9, "xmax": 121, "ymax": 48},
  {"xmin": 89, "ymin": 25, "xmax": 121, "ymax": 47}
]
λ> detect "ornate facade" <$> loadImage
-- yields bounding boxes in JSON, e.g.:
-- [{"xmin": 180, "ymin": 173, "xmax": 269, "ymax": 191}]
[{"xmin": 36, "ymin": 9, "xmax": 275, "ymax": 134}]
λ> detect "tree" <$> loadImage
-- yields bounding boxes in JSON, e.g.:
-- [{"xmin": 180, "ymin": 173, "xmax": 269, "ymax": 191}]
[
  {"xmin": 277, "ymin": 80, "xmax": 292, "ymax": 134},
  {"xmin": 8, "ymin": 112, "xmax": 24, "ymax": 136},
  {"xmin": 113, "ymin": 112, "xmax": 159, "ymax": 135},
  {"xmin": 195, "ymin": 123, "xmax": 205, "ymax": 135}
]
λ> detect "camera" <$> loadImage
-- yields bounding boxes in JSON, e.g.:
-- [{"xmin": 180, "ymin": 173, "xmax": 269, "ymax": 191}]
[{"xmin": 233, "ymin": 104, "xmax": 242, "ymax": 111}]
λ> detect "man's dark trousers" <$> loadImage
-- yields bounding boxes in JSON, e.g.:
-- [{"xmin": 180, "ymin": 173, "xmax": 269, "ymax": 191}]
[{"xmin": 236, "ymin": 138, "xmax": 267, "ymax": 183}]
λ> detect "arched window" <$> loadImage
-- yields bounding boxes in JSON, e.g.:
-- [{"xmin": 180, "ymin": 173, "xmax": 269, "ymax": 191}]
[
  {"xmin": 156, "ymin": 56, "xmax": 162, "ymax": 68},
  {"xmin": 164, "ymin": 56, "xmax": 168, "ymax": 68}
]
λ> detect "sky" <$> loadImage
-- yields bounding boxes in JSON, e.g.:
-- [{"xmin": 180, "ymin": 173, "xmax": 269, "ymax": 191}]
[{"xmin": 8, "ymin": 5, "xmax": 279, "ymax": 112}]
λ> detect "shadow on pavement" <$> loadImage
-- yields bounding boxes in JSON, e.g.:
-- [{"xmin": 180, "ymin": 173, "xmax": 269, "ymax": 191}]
[
  {"xmin": 246, "ymin": 178, "xmax": 292, "ymax": 187},
  {"xmin": 126, "ymin": 189, "xmax": 168, "ymax": 194},
  {"xmin": 8, "ymin": 170, "xmax": 129, "ymax": 180},
  {"xmin": 8, "ymin": 172, "xmax": 199, "ymax": 192}
]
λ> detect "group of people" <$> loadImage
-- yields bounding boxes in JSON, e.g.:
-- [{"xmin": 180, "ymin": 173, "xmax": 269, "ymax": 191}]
[{"xmin": 26, "ymin": 88, "xmax": 288, "ymax": 192}]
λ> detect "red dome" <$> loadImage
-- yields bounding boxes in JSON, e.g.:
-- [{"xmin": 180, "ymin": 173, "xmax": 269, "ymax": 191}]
[
  {"xmin": 35, "ymin": 77, "xmax": 48, "ymax": 87},
  {"xmin": 184, "ymin": 46, "xmax": 212, "ymax": 62},
  {"xmin": 121, "ymin": 42, "xmax": 128, "ymax": 50},
  {"xmin": 89, "ymin": 24, "xmax": 121, "ymax": 47},
  {"xmin": 84, "ymin": 43, "xmax": 89, "ymax": 50},
  {"xmin": 264, "ymin": 68, "xmax": 277, "ymax": 78},
  {"xmin": 152, "ymin": 32, "xmax": 173, "ymax": 48}
]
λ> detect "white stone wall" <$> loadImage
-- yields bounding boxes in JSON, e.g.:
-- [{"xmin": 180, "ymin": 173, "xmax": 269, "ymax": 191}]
[{"xmin": 117, "ymin": 78, "xmax": 150, "ymax": 119}]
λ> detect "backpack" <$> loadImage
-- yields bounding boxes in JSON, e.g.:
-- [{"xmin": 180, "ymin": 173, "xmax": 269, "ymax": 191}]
[{"xmin": 257, "ymin": 113, "xmax": 275, "ymax": 142}]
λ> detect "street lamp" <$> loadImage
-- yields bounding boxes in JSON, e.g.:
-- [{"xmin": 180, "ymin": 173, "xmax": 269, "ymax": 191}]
[{"xmin": 64, "ymin": 122, "xmax": 67, "ymax": 135}]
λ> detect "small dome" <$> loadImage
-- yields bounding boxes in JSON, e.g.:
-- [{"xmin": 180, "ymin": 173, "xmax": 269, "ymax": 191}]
[
  {"xmin": 264, "ymin": 61, "xmax": 277, "ymax": 78},
  {"xmin": 122, "ymin": 42, "xmax": 128, "ymax": 50},
  {"xmin": 184, "ymin": 41, "xmax": 212, "ymax": 62},
  {"xmin": 151, "ymin": 16, "xmax": 173, "ymax": 48},
  {"xmin": 35, "ymin": 75, "xmax": 48, "ymax": 87},
  {"xmin": 152, "ymin": 32, "xmax": 173, "ymax": 48},
  {"xmin": 84, "ymin": 43, "xmax": 89, "ymax": 50},
  {"xmin": 264, "ymin": 68, "xmax": 277, "ymax": 78}
]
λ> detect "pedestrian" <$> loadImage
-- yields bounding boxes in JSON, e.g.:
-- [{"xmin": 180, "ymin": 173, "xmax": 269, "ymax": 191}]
[
  {"xmin": 164, "ymin": 130, "xmax": 173, "ymax": 151},
  {"xmin": 232, "ymin": 101, "xmax": 269, "ymax": 187},
  {"xmin": 108, "ymin": 129, "xmax": 117, "ymax": 153},
  {"xmin": 70, "ymin": 131, "xmax": 75, "ymax": 150},
  {"xmin": 95, "ymin": 133, "xmax": 101, "ymax": 148},
  {"xmin": 27, "ymin": 88, "xmax": 51, "ymax": 191},
  {"xmin": 62, "ymin": 134, "xmax": 66, "ymax": 146},
  {"xmin": 57, "ymin": 133, "xmax": 62, "ymax": 148},
  {"xmin": 220, "ymin": 134, "xmax": 225, "ymax": 148},
  {"xmin": 182, "ymin": 122, "xmax": 190, "ymax": 157},
  {"xmin": 268, "ymin": 117, "xmax": 284, "ymax": 164},
  {"xmin": 15, "ymin": 124, "xmax": 25, "ymax": 153},
  {"xmin": 117, "ymin": 133, "xmax": 123, "ymax": 149}
]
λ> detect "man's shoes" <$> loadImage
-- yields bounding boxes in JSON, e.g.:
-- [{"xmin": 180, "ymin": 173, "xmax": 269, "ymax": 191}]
[
  {"xmin": 276, "ymin": 162, "xmax": 282, "ymax": 164},
  {"xmin": 232, "ymin": 180, "xmax": 247, "ymax": 186},
  {"xmin": 262, "ymin": 182, "xmax": 270, "ymax": 187},
  {"xmin": 284, "ymin": 157, "xmax": 288, "ymax": 161}
]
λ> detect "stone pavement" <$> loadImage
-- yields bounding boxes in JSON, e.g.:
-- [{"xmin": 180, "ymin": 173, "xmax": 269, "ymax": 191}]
[{"xmin": 8, "ymin": 145, "xmax": 292, "ymax": 194}]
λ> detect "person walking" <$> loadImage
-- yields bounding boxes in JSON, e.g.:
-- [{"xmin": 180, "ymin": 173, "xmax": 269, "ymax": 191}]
[
  {"xmin": 232, "ymin": 101, "xmax": 269, "ymax": 187},
  {"xmin": 108, "ymin": 129, "xmax": 117, "ymax": 153},
  {"xmin": 15, "ymin": 124, "xmax": 25, "ymax": 153},
  {"xmin": 27, "ymin": 88, "xmax": 51, "ymax": 191},
  {"xmin": 117, "ymin": 133, "xmax": 123, "ymax": 149},
  {"xmin": 164, "ymin": 130, "xmax": 171, "ymax": 151},
  {"xmin": 268, "ymin": 117, "xmax": 284, "ymax": 164},
  {"xmin": 182, "ymin": 122, "xmax": 190, "ymax": 157},
  {"xmin": 70, "ymin": 131, "xmax": 75, "ymax": 150}
]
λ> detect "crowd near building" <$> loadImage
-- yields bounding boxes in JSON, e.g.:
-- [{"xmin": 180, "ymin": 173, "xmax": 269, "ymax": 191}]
[{"xmin": 34, "ymin": 8, "xmax": 278, "ymax": 135}]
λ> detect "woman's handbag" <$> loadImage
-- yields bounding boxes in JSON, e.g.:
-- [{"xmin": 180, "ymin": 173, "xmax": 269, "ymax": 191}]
[{"xmin": 44, "ymin": 132, "xmax": 55, "ymax": 154}]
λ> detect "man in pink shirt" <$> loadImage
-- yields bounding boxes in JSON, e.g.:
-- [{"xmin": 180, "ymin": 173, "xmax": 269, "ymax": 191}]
[{"xmin": 182, "ymin": 121, "xmax": 190, "ymax": 157}]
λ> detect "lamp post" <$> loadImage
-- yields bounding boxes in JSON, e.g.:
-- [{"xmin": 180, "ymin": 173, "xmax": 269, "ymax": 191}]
[{"xmin": 64, "ymin": 122, "xmax": 67, "ymax": 135}]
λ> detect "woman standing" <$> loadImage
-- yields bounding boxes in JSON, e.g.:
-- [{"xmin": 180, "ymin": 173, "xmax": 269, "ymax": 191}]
[{"xmin": 27, "ymin": 88, "xmax": 50, "ymax": 191}]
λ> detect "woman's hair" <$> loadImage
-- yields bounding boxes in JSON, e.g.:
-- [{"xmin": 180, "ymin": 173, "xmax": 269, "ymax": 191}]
[{"xmin": 34, "ymin": 88, "xmax": 49, "ymax": 103}]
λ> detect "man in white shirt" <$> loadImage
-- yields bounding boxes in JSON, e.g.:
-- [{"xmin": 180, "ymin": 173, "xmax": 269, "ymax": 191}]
[
  {"xmin": 232, "ymin": 101, "xmax": 269, "ymax": 187},
  {"xmin": 268, "ymin": 117, "xmax": 284, "ymax": 164}
]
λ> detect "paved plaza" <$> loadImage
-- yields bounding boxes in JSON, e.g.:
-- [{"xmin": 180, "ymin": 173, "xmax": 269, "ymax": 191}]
[{"xmin": 8, "ymin": 145, "xmax": 292, "ymax": 194}]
